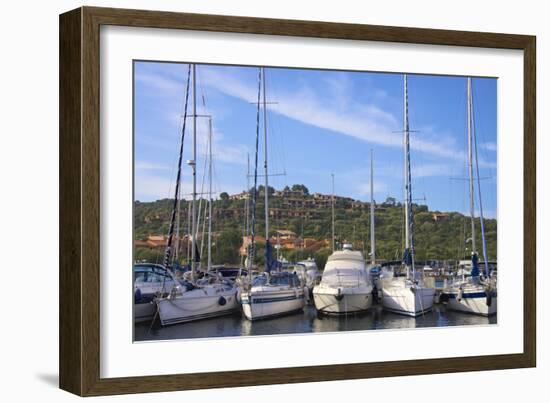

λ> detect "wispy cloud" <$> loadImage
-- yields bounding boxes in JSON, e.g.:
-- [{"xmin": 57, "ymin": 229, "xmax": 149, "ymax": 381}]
[
  {"xmin": 199, "ymin": 68, "xmax": 474, "ymax": 162},
  {"xmin": 481, "ymin": 141, "xmax": 497, "ymax": 152},
  {"xmin": 136, "ymin": 66, "xmax": 496, "ymax": 168}
]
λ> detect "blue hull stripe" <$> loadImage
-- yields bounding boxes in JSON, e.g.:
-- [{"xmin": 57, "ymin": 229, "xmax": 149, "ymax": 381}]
[
  {"xmin": 161, "ymin": 308, "xmax": 239, "ymax": 325},
  {"xmin": 446, "ymin": 292, "xmax": 487, "ymax": 299},
  {"xmin": 242, "ymin": 295, "xmax": 303, "ymax": 305}
]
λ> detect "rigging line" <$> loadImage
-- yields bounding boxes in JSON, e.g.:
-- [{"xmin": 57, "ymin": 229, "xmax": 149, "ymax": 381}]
[
  {"xmin": 196, "ymin": 123, "xmax": 210, "ymax": 262},
  {"xmin": 248, "ymin": 67, "xmax": 262, "ymax": 281},
  {"xmin": 163, "ymin": 64, "xmax": 192, "ymax": 270},
  {"xmin": 472, "ymin": 84, "xmax": 490, "ymax": 277}
]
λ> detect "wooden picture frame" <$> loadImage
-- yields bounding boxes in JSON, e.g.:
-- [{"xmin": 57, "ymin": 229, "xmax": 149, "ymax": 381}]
[{"xmin": 59, "ymin": 6, "xmax": 536, "ymax": 396}]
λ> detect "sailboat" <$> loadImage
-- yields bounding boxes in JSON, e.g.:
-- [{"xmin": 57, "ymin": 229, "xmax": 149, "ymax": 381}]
[
  {"xmin": 241, "ymin": 67, "xmax": 306, "ymax": 321},
  {"xmin": 155, "ymin": 64, "xmax": 239, "ymax": 326},
  {"xmin": 440, "ymin": 77, "xmax": 497, "ymax": 316},
  {"xmin": 380, "ymin": 74, "xmax": 435, "ymax": 317},
  {"xmin": 313, "ymin": 173, "xmax": 373, "ymax": 314}
]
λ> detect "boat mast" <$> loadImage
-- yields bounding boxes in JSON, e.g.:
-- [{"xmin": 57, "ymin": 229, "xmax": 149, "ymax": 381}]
[
  {"xmin": 467, "ymin": 77, "xmax": 476, "ymax": 257},
  {"xmin": 331, "ymin": 173, "xmax": 335, "ymax": 252},
  {"xmin": 262, "ymin": 67, "xmax": 270, "ymax": 243},
  {"xmin": 207, "ymin": 117, "xmax": 213, "ymax": 271},
  {"xmin": 162, "ymin": 65, "xmax": 191, "ymax": 270},
  {"xmin": 190, "ymin": 64, "xmax": 197, "ymax": 281},
  {"xmin": 245, "ymin": 153, "xmax": 250, "ymax": 237},
  {"xmin": 370, "ymin": 149, "xmax": 375, "ymax": 265},
  {"xmin": 173, "ymin": 181, "xmax": 182, "ymax": 263},
  {"xmin": 248, "ymin": 68, "xmax": 262, "ymax": 282},
  {"xmin": 403, "ymin": 74, "xmax": 415, "ymax": 279}
]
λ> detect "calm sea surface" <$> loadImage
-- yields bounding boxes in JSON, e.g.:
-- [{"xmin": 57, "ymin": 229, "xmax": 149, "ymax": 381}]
[{"xmin": 134, "ymin": 303, "xmax": 496, "ymax": 342}]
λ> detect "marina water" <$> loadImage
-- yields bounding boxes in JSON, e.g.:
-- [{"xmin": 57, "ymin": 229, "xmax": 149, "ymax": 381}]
[{"xmin": 135, "ymin": 304, "xmax": 496, "ymax": 341}]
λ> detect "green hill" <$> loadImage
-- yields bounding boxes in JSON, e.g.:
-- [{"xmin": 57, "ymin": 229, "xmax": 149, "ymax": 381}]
[{"xmin": 133, "ymin": 185, "xmax": 496, "ymax": 267}]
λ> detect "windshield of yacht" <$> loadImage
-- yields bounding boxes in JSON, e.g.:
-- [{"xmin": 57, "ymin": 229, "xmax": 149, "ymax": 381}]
[
  {"xmin": 321, "ymin": 265, "xmax": 369, "ymax": 286},
  {"xmin": 252, "ymin": 272, "xmax": 300, "ymax": 287}
]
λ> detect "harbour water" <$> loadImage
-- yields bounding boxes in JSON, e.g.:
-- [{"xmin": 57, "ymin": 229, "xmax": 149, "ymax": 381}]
[{"xmin": 135, "ymin": 304, "xmax": 496, "ymax": 342}]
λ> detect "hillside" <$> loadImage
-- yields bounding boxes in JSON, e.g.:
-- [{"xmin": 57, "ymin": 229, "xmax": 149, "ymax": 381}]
[{"xmin": 134, "ymin": 185, "xmax": 497, "ymax": 268}]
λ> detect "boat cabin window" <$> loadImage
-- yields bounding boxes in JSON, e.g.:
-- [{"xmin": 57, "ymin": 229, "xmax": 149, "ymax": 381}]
[
  {"xmin": 133, "ymin": 265, "xmax": 170, "ymax": 283},
  {"xmin": 269, "ymin": 273, "xmax": 300, "ymax": 287},
  {"xmin": 252, "ymin": 275, "xmax": 268, "ymax": 287}
]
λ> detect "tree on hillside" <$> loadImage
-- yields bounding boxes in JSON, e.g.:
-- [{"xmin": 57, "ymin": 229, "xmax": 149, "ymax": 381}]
[
  {"xmin": 291, "ymin": 184, "xmax": 309, "ymax": 195},
  {"xmin": 212, "ymin": 228, "xmax": 241, "ymax": 265}
]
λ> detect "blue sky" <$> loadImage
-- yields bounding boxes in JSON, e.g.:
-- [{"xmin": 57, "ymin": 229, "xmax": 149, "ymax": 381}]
[{"xmin": 134, "ymin": 61, "xmax": 497, "ymax": 218}]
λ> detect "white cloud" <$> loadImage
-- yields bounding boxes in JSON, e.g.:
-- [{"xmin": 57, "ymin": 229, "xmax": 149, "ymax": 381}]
[
  {"xmin": 481, "ymin": 142, "xmax": 497, "ymax": 152},
  {"xmin": 199, "ymin": 68, "xmax": 478, "ymax": 162},
  {"xmin": 136, "ymin": 68, "xmax": 496, "ymax": 172}
]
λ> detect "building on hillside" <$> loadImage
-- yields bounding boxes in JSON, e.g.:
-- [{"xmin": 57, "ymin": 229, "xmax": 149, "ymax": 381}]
[
  {"xmin": 269, "ymin": 208, "xmax": 321, "ymax": 220},
  {"xmin": 133, "ymin": 234, "xmax": 189, "ymax": 250},
  {"xmin": 433, "ymin": 213, "xmax": 450, "ymax": 222},
  {"xmin": 274, "ymin": 229, "xmax": 296, "ymax": 240},
  {"xmin": 229, "ymin": 191, "xmax": 249, "ymax": 200},
  {"xmin": 274, "ymin": 187, "xmax": 307, "ymax": 198},
  {"xmin": 239, "ymin": 235, "xmax": 267, "ymax": 256}
]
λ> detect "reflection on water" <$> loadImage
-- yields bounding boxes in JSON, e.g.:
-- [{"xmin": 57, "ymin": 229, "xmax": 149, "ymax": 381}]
[{"xmin": 135, "ymin": 304, "xmax": 496, "ymax": 342}]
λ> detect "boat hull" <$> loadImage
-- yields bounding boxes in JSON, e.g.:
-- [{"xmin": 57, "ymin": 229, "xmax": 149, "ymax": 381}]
[
  {"xmin": 313, "ymin": 286, "xmax": 373, "ymax": 314},
  {"xmin": 381, "ymin": 282, "xmax": 435, "ymax": 316},
  {"xmin": 134, "ymin": 302, "xmax": 156, "ymax": 322},
  {"xmin": 241, "ymin": 289, "xmax": 305, "ymax": 320},
  {"xmin": 443, "ymin": 286, "xmax": 497, "ymax": 316},
  {"xmin": 157, "ymin": 288, "xmax": 239, "ymax": 326}
]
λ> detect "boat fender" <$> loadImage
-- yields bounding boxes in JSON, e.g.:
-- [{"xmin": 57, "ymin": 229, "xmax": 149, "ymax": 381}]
[
  {"xmin": 236, "ymin": 288, "xmax": 242, "ymax": 303},
  {"xmin": 486, "ymin": 291, "xmax": 492, "ymax": 307},
  {"xmin": 218, "ymin": 296, "xmax": 227, "ymax": 306},
  {"xmin": 335, "ymin": 289, "xmax": 344, "ymax": 301},
  {"xmin": 410, "ymin": 286, "xmax": 416, "ymax": 294},
  {"xmin": 457, "ymin": 287, "xmax": 463, "ymax": 302},
  {"xmin": 134, "ymin": 288, "xmax": 142, "ymax": 303}
]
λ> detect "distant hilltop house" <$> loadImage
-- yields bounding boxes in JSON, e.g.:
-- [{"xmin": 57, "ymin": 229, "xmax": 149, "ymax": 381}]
[
  {"xmin": 228, "ymin": 191, "xmax": 249, "ymax": 200},
  {"xmin": 432, "ymin": 213, "xmax": 451, "ymax": 222}
]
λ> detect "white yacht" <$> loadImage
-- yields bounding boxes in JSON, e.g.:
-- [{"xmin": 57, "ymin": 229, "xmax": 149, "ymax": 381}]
[
  {"xmin": 292, "ymin": 258, "xmax": 320, "ymax": 293},
  {"xmin": 381, "ymin": 74, "xmax": 435, "ymax": 317},
  {"xmin": 154, "ymin": 63, "xmax": 241, "ymax": 326},
  {"xmin": 313, "ymin": 245, "xmax": 373, "ymax": 314},
  {"xmin": 156, "ymin": 272, "xmax": 239, "ymax": 326},
  {"xmin": 133, "ymin": 263, "xmax": 176, "ymax": 322},
  {"xmin": 380, "ymin": 273, "xmax": 435, "ymax": 316},
  {"xmin": 241, "ymin": 271, "xmax": 305, "ymax": 320},
  {"xmin": 239, "ymin": 67, "xmax": 307, "ymax": 321},
  {"xmin": 441, "ymin": 269, "xmax": 497, "ymax": 316},
  {"xmin": 440, "ymin": 77, "xmax": 497, "ymax": 316}
]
